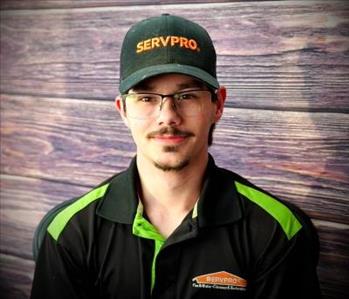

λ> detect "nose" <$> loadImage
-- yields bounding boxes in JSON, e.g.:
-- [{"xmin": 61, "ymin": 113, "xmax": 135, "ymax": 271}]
[{"xmin": 157, "ymin": 97, "xmax": 182, "ymax": 125}]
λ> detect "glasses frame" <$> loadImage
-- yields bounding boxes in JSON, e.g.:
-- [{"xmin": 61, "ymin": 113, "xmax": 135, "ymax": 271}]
[{"xmin": 121, "ymin": 88, "xmax": 217, "ymax": 119}]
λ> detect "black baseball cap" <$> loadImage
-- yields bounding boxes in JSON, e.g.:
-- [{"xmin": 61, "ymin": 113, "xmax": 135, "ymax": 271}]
[{"xmin": 119, "ymin": 14, "xmax": 219, "ymax": 93}]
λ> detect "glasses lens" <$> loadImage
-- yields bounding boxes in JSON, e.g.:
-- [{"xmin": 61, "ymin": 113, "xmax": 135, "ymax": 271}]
[
  {"xmin": 123, "ymin": 90, "xmax": 212, "ymax": 119},
  {"xmin": 175, "ymin": 90, "xmax": 211, "ymax": 116},
  {"xmin": 123, "ymin": 93, "xmax": 161, "ymax": 119}
]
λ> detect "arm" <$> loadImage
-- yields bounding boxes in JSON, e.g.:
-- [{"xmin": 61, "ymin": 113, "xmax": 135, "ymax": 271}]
[{"xmin": 30, "ymin": 232, "xmax": 96, "ymax": 299}]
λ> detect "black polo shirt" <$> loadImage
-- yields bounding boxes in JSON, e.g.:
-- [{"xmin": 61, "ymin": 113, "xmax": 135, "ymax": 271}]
[{"xmin": 30, "ymin": 156, "xmax": 321, "ymax": 299}]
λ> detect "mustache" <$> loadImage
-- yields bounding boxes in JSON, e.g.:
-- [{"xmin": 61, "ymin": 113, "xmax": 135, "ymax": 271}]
[{"xmin": 147, "ymin": 127, "xmax": 194, "ymax": 138}]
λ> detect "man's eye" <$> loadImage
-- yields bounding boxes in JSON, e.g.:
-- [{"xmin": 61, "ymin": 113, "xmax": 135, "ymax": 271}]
[
  {"xmin": 137, "ymin": 95, "xmax": 157, "ymax": 102},
  {"xmin": 178, "ymin": 92, "xmax": 197, "ymax": 100}
]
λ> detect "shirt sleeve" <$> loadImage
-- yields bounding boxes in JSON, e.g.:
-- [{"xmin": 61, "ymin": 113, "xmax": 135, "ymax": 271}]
[
  {"xmin": 248, "ymin": 208, "xmax": 322, "ymax": 299},
  {"xmin": 30, "ymin": 231, "xmax": 96, "ymax": 299}
]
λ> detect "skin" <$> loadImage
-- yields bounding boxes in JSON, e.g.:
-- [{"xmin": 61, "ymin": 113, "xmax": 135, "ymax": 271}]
[{"xmin": 116, "ymin": 73, "xmax": 226, "ymax": 237}]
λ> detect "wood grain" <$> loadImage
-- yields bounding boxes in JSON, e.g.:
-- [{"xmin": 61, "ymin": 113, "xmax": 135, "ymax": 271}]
[
  {"xmin": 314, "ymin": 220, "xmax": 349, "ymax": 299},
  {"xmin": 1, "ymin": 1, "xmax": 348, "ymax": 111},
  {"xmin": 2, "ymin": 94, "xmax": 348, "ymax": 223},
  {"xmin": 0, "ymin": 254, "xmax": 35, "ymax": 299},
  {"xmin": 0, "ymin": 0, "xmax": 250, "ymax": 10},
  {"xmin": 1, "ymin": 1, "xmax": 348, "ymax": 298},
  {"xmin": 0, "ymin": 175, "xmax": 348, "ymax": 298},
  {"xmin": 0, "ymin": 174, "xmax": 89, "ymax": 260}
]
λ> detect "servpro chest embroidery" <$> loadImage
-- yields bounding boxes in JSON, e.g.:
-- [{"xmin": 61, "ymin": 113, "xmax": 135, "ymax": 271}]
[{"xmin": 192, "ymin": 271, "xmax": 247, "ymax": 291}]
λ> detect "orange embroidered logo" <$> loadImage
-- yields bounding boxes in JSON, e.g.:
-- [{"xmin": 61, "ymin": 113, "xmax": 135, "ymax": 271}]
[
  {"xmin": 192, "ymin": 271, "xmax": 247, "ymax": 291},
  {"xmin": 136, "ymin": 35, "xmax": 200, "ymax": 54}
]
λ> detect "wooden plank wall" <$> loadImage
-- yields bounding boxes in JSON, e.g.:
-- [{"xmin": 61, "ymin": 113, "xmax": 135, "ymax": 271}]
[{"xmin": 1, "ymin": 1, "xmax": 348, "ymax": 298}]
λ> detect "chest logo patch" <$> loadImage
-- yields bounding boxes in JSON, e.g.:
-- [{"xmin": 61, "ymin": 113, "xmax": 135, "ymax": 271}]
[{"xmin": 192, "ymin": 271, "xmax": 247, "ymax": 291}]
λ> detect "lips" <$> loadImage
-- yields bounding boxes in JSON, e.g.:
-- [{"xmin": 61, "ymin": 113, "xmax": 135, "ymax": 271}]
[
  {"xmin": 147, "ymin": 127, "xmax": 194, "ymax": 142},
  {"xmin": 154, "ymin": 135, "xmax": 187, "ymax": 143}
]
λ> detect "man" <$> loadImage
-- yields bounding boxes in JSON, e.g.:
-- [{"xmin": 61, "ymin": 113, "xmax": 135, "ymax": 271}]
[{"xmin": 31, "ymin": 14, "xmax": 321, "ymax": 298}]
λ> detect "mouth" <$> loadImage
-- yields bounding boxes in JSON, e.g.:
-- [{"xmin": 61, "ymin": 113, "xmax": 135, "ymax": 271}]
[
  {"xmin": 147, "ymin": 127, "xmax": 194, "ymax": 144},
  {"xmin": 153, "ymin": 134, "xmax": 188, "ymax": 144}
]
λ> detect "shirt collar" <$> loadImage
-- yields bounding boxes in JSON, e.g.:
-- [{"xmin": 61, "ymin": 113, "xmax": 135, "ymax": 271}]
[
  {"xmin": 96, "ymin": 155, "xmax": 242, "ymax": 226},
  {"xmin": 196, "ymin": 155, "xmax": 242, "ymax": 227},
  {"xmin": 96, "ymin": 157, "xmax": 139, "ymax": 224}
]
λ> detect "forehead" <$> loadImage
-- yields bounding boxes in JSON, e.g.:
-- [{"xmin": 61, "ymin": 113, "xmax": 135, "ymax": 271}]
[{"xmin": 131, "ymin": 73, "xmax": 207, "ymax": 92}]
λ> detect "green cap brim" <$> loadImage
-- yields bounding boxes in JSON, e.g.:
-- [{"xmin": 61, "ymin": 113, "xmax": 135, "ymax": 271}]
[{"xmin": 119, "ymin": 64, "xmax": 219, "ymax": 94}]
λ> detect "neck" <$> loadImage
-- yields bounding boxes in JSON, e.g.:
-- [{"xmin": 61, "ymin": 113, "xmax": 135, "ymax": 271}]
[
  {"xmin": 137, "ymin": 153, "xmax": 208, "ymax": 207},
  {"xmin": 136, "ymin": 153, "xmax": 208, "ymax": 237}
]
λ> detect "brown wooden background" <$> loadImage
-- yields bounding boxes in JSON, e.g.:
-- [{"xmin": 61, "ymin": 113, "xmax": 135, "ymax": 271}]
[{"xmin": 1, "ymin": 1, "xmax": 348, "ymax": 298}]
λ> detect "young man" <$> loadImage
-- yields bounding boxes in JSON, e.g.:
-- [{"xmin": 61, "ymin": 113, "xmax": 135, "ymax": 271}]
[{"xmin": 31, "ymin": 14, "xmax": 321, "ymax": 298}]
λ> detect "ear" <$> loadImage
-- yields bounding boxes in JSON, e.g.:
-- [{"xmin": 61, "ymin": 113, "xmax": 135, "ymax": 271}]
[
  {"xmin": 115, "ymin": 95, "xmax": 129, "ymax": 127},
  {"xmin": 213, "ymin": 86, "xmax": 226, "ymax": 123}
]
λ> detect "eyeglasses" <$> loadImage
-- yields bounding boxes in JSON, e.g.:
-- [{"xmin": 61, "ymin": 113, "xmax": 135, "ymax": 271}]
[{"xmin": 121, "ymin": 89, "xmax": 215, "ymax": 119}]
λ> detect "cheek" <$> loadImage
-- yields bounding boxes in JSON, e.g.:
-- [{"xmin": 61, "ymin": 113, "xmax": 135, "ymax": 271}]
[
  {"xmin": 203, "ymin": 108, "xmax": 217, "ymax": 126},
  {"xmin": 128, "ymin": 120, "xmax": 151, "ymax": 143},
  {"xmin": 191, "ymin": 114, "xmax": 213, "ymax": 137},
  {"xmin": 201, "ymin": 102, "xmax": 217, "ymax": 123}
]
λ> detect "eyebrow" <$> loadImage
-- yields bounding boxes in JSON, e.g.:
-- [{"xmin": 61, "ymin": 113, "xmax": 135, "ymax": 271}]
[{"xmin": 131, "ymin": 78, "xmax": 207, "ymax": 92}]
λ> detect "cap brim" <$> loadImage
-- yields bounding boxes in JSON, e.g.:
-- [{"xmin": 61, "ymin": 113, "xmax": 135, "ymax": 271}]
[{"xmin": 119, "ymin": 64, "xmax": 219, "ymax": 93}]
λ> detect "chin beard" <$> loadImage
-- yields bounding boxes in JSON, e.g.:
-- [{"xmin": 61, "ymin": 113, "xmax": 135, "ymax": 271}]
[
  {"xmin": 153, "ymin": 145, "xmax": 190, "ymax": 171},
  {"xmin": 154, "ymin": 159, "xmax": 189, "ymax": 172},
  {"xmin": 154, "ymin": 146, "xmax": 189, "ymax": 171}
]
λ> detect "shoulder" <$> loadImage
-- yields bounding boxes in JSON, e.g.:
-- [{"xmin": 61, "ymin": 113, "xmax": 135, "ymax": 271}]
[
  {"xmin": 46, "ymin": 181, "xmax": 111, "ymax": 242},
  {"xmin": 32, "ymin": 166, "xmax": 137, "ymax": 260},
  {"xmin": 219, "ymin": 167, "xmax": 319, "ymax": 263},
  {"xmin": 216, "ymin": 165, "xmax": 316, "ymax": 243},
  {"xmin": 37, "ymin": 173, "xmax": 121, "ymax": 245},
  {"xmin": 234, "ymin": 178, "xmax": 302, "ymax": 241}
]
